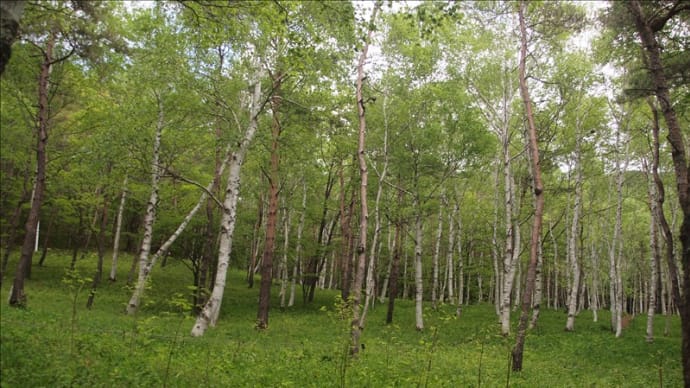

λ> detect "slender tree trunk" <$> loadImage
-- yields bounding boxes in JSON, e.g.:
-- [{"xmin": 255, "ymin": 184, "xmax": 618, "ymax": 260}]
[
  {"xmin": 386, "ymin": 187, "xmax": 403, "ymax": 324},
  {"xmin": 37, "ymin": 206, "xmax": 57, "ymax": 266},
  {"xmin": 590, "ymin": 241, "xmax": 600, "ymax": 322},
  {"xmin": 289, "ymin": 180, "xmax": 307, "ymax": 307},
  {"xmin": 305, "ymin": 164, "xmax": 337, "ymax": 303},
  {"xmin": 512, "ymin": 1, "xmax": 546, "ymax": 370},
  {"xmin": 566, "ymin": 136, "xmax": 584, "ymax": 331},
  {"xmin": 351, "ymin": 3, "xmax": 378, "ymax": 354},
  {"xmin": 279, "ymin": 204, "xmax": 291, "ymax": 310},
  {"xmin": 414, "ymin": 204, "xmax": 424, "ymax": 331},
  {"xmin": 432, "ymin": 199, "xmax": 443, "ymax": 310},
  {"xmin": 109, "ymin": 176, "xmax": 128, "ymax": 282},
  {"xmin": 87, "ymin": 195, "xmax": 109, "ymax": 309},
  {"xmin": 248, "ymin": 189, "xmax": 264, "ymax": 288},
  {"xmin": 457, "ymin": 213, "xmax": 464, "ymax": 318},
  {"xmin": 446, "ymin": 203, "xmax": 457, "ymax": 305},
  {"xmin": 338, "ymin": 165, "xmax": 353, "ymax": 301},
  {"xmin": 500, "ymin": 141, "xmax": 520, "ymax": 335},
  {"xmin": 491, "ymin": 154, "xmax": 501, "ymax": 318},
  {"xmin": 198, "ymin": 106, "xmax": 225, "ymax": 311},
  {"xmin": 529, "ymin": 238, "xmax": 543, "ymax": 329},
  {"xmin": 646, "ymin": 160, "xmax": 661, "ymax": 342},
  {"xmin": 191, "ymin": 73, "xmax": 263, "ymax": 337},
  {"xmin": 126, "ymin": 94, "xmax": 165, "ymax": 315},
  {"xmin": 379, "ymin": 226, "xmax": 393, "ymax": 302},
  {"xmin": 360, "ymin": 98, "xmax": 389, "ymax": 325},
  {"xmin": 1, "ymin": 171, "xmax": 31, "ymax": 284},
  {"xmin": 257, "ymin": 72, "xmax": 283, "ymax": 330},
  {"xmin": 9, "ymin": 34, "xmax": 54, "ymax": 306}
]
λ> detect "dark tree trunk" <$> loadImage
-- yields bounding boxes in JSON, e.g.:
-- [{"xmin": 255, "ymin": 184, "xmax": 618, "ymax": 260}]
[
  {"xmin": 38, "ymin": 207, "xmax": 58, "ymax": 266},
  {"xmin": 339, "ymin": 165, "xmax": 354, "ymax": 301},
  {"xmin": 257, "ymin": 72, "xmax": 283, "ymax": 329},
  {"xmin": 512, "ymin": 0, "xmax": 546, "ymax": 371},
  {"xmin": 304, "ymin": 163, "xmax": 336, "ymax": 303},
  {"xmin": 9, "ymin": 33, "xmax": 54, "ymax": 307},
  {"xmin": 387, "ymin": 217, "xmax": 403, "ymax": 323},
  {"xmin": 626, "ymin": 2, "xmax": 690, "ymax": 384},
  {"xmin": 0, "ymin": 177, "xmax": 31, "ymax": 285},
  {"xmin": 248, "ymin": 189, "xmax": 264, "ymax": 288}
]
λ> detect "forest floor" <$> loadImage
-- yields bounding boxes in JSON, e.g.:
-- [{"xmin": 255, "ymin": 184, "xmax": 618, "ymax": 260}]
[{"xmin": 0, "ymin": 251, "xmax": 683, "ymax": 387}]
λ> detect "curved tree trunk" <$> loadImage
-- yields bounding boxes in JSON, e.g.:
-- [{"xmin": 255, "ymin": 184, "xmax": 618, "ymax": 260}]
[
  {"xmin": 191, "ymin": 72, "xmax": 263, "ymax": 337},
  {"xmin": 626, "ymin": 1, "xmax": 690, "ymax": 383}
]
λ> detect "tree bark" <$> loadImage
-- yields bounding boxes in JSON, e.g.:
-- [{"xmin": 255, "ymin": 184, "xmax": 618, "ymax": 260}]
[
  {"xmin": 289, "ymin": 180, "xmax": 307, "ymax": 307},
  {"xmin": 350, "ymin": 2, "xmax": 379, "ymax": 355},
  {"xmin": 279, "ymin": 203, "xmax": 291, "ymax": 310},
  {"xmin": 626, "ymin": 2, "xmax": 690, "ymax": 382},
  {"xmin": 126, "ymin": 94, "xmax": 165, "ymax": 315},
  {"xmin": 109, "ymin": 176, "xmax": 128, "ymax": 282},
  {"xmin": 565, "ymin": 136, "xmax": 583, "ymax": 331},
  {"xmin": 256, "ymin": 72, "xmax": 283, "ymax": 330},
  {"xmin": 432, "ymin": 199, "xmax": 443, "ymax": 310},
  {"xmin": 87, "ymin": 195, "xmax": 109, "ymax": 309},
  {"xmin": 512, "ymin": 0, "xmax": 546, "ymax": 371},
  {"xmin": 646, "ymin": 158, "xmax": 661, "ymax": 342},
  {"xmin": 9, "ymin": 33, "xmax": 54, "ymax": 307},
  {"xmin": 304, "ymin": 163, "xmax": 336, "ymax": 303},
  {"xmin": 338, "ymin": 164, "xmax": 353, "ymax": 301},
  {"xmin": 386, "ymin": 185, "xmax": 404, "ymax": 324},
  {"xmin": 191, "ymin": 72, "xmax": 263, "ymax": 337}
]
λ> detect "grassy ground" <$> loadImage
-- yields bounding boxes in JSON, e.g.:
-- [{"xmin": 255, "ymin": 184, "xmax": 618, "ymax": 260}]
[{"xmin": 0, "ymin": 250, "xmax": 683, "ymax": 387}]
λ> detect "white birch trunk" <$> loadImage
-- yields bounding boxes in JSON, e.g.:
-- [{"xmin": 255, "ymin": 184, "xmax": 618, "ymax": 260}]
[
  {"xmin": 456, "ymin": 211, "xmax": 464, "ymax": 317},
  {"xmin": 612, "ymin": 142, "xmax": 629, "ymax": 338},
  {"xmin": 566, "ymin": 137, "xmax": 583, "ymax": 331},
  {"xmin": 646, "ymin": 169, "xmax": 659, "ymax": 342},
  {"xmin": 109, "ymin": 176, "xmax": 128, "ymax": 282},
  {"xmin": 351, "ymin": 2, "xmax": 378, "ymax": 353},
  {"xmin": 191, "ymin": 75, "xmax": 263, "ymax": 337},
  {"xmin": 289, "ymin": 180, "xmax": 307, "ymax": 307},
  {"xmin": 491, "ymin": 154, "xmax": 502, "ymax": 318},
  {"xmin": 414, "ymin": 209, "xmax": 424, "ymax": 330},
  {"xmin": 590, "ymin": 241, "xmax": 600, "ymax": 322},
  {"xmin": 431, "ymin": 201, "xmax": 443, "ymax": 309},
  {"xmin": 126, "ymin": 95, "xmax": 164, "ymax": 315},
  {"xmin": 446, "ymin": 203, "xmax": 457, "ymax": 304},
  {"xmin": 360, "ymin": 95, "xmax": 388, "ymax": 325},
  {"xmin": 128, "ymin": 147, "xmax": 231, "ymax": 314},
  {"xmin": 500, "ymin": 166, "xmax": 520, "ymax": 336}
]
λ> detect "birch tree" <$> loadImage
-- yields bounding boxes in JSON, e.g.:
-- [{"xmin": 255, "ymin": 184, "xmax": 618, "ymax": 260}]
[
  {"xmin": 350, "ymin": 0, "xmax": 380, "ymax": 356},
  {"xmin": 191, "ymin": 71, "xmax": 264, "ymax": 337},
  {"xmin": 109, "ymin": 176, "xmax": 128, "ymax": 282},
  {"xmin": 126, "ymin": 93, "xmax": 165, "ymax": 315}
]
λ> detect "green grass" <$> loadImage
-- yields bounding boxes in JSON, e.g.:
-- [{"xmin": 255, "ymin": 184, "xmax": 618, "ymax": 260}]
[{"xmin": 0, "ymin": 250, "xmax": 683, "ymax": 387}]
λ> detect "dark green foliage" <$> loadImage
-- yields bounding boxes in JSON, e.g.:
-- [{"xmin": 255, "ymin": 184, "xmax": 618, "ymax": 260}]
[{"xmin": 0, "ymin": 251, "xmax": 683, "ymax": 386}]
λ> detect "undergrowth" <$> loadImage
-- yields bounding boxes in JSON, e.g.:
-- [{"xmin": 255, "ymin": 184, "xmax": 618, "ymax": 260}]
[{"xmin": 0, "ymin": 250, "xmax": 683, "ymax": 387}]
